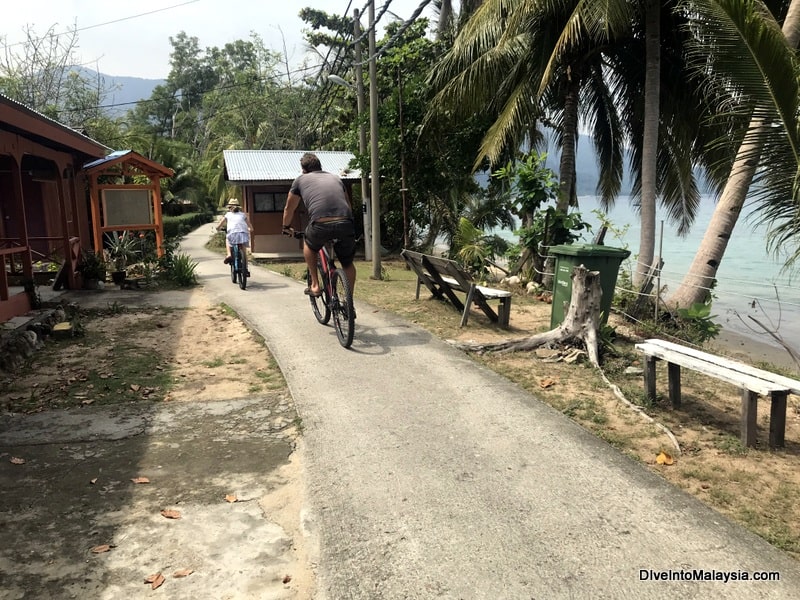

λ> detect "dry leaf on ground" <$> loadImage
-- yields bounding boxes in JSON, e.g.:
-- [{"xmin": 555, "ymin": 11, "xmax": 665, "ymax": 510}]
[
  {"xmin": 656, "ymin": 451, "xmax": 675, "ymax": 466},
  {"xmin": 131, "ymin": 476, "xmax": 150, "ymax": 484},
  {"xmin": 539, "ymin": 377, "xmax": 557, "ymax": 389},
  {"xmin": 225, "ymin": 494, "xmax": 238, "ymax": 503},
  {"xmin": 172, "ymin": 569, "xmax": 194, "ymax": 578},
  {"xmin": 90, "ymin": 544, "xmax": 113, "ymax": 553},
  {"xmin": 160, "ymin": 509, "xmax": 181, "ymax": 519},
  {"xmin": 144, "ymin": 573, "xmax": 165, "ymax": 589},
  {"xmin": 283, "ymin": 574, "xmax": 292, "ymax": 584},
  {"xmin": 9, "ymin": 457, "xmax": 25, "ymax": 465}
]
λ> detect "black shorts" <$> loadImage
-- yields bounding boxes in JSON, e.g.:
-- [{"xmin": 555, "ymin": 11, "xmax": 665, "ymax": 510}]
[{"xmin": 304, "ymin": 220, "xmax": 357, "ymax": 267}]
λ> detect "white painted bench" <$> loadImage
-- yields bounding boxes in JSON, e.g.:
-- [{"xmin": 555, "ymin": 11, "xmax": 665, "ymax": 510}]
[
  {"xmin": 635, "ymin": 338, "xmax": 797, "ymax": 448},
  {"xmin": 401, "ymin": 249, "xmax": 512, "ymax": 327}
]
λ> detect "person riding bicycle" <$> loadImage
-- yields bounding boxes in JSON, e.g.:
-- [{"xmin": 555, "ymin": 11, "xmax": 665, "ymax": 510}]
[
  {"xmin": 217, "ymin": 198, "xmax": 253, "ymax": 274},
  {"xmin": 282, "ymin": 152, "xmax": 356, "ymax": 298}
]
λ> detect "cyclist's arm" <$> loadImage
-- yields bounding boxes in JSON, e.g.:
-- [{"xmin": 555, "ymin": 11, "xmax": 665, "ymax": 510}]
[
  {"xmin": 216, "ymin": 215, "xmax": 227, "ymax": 231},
  {"xmin": 282, "ymin": 191, "xmax": 302, "ymax": 230}
]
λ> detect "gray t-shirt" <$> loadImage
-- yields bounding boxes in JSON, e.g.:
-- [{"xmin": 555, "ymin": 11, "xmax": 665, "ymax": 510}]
[{"xmin": 289, "ymin": 171, "xmax": 353, "ymax": 223}]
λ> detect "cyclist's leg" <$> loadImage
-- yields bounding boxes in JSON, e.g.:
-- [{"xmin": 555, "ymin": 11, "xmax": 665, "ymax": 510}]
[
  {"xmin": 224, "ymin": 237, "xmax": 233, "ymax": 263},
  {"xmin": 239, "ymin": 243, "xmax": 249, "ymax": 276},
  {"xmin": 332, "ymin": 222, "xmax": 357, "ymax": 294},
  {"xmin": 303, "ymin": 223, "xmax": 328, "ymax": 295}
]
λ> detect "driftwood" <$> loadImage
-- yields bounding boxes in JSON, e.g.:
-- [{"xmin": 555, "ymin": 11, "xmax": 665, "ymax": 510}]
[{"xmin": 452, "ymin": 264, "xmax": 602, "ymax": 367}]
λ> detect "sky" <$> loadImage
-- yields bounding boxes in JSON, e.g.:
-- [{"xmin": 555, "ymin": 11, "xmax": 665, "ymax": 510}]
[{"xmin": 1, "ymin": 0, "xmax": 439, "ymax": 80}]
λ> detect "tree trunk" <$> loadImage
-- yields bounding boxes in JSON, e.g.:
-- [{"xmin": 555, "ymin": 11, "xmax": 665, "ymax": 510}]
[
  {"xmin": 634, "ymin": 0, "xmax": 661, "ymax": 288},
  {"xmin": 668, "ymin": 0, "xmax": 800, "ymax": 308},
  {"xmin": 452, "ymin": 265, "xmax": 603, "ymax": 367},
  {"xmin": 558, "ymin": 75, "xmax": 580, "ymax": 212}
]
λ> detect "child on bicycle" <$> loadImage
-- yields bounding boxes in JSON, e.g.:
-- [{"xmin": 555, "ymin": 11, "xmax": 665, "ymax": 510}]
[
  {"xmin": 281, "ymin": 153, "xmax": 356, "ymax": 298},
  {"xmin": 217, "ymin": 199, "xmax": 253, "ymax": 273}
]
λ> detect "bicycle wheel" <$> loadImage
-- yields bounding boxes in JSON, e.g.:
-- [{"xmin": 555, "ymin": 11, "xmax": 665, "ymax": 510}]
[
  {"xmin": 238, "ymin": 250, "xmax": 247, "ymax": 290},
  {"xmin": 307, "ymin": 262, "xmax": 330, "ymax": 324},
  {"xmin": 331, "ymin": 268, "xmax": 355, "ymax": 348}
]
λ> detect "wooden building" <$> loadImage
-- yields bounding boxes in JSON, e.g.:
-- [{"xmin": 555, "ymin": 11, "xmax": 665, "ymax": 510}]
[
  {"xmin": 0, "ymin": 94, "xmax": 108, "ymax": 322},
  {"xmin": 223, "ymin": 150, "xmax": 361, "ymax": 258}
]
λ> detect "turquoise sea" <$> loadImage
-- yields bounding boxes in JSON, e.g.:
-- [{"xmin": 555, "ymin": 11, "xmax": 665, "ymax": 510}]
[{"xmin": 497, "ymin": 195, "xmax": 800, "ymax": 350}]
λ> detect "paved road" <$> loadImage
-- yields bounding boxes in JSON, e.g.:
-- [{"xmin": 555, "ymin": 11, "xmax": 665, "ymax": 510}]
[{"xmin": 184, "ymin": 226, "xmax": 800, "ymax": 600}]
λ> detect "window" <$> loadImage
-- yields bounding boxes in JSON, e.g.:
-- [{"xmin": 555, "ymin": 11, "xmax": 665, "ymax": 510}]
[{"xmin": 253, "ymin": 192, "xmax": 286, "ymax": 213}]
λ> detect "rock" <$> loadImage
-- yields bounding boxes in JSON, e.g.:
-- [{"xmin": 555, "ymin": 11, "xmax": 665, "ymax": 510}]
[{"xmin": 624, "ymin": 366, "xmax": 644, "ymax": 376}]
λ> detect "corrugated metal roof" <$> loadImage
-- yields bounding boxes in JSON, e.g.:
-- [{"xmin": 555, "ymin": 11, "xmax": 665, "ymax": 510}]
[
  {"xmin": 83, "ymin": 150, "xmax": 132, "ymax": 170},
  {"xmin": 223, "ymin": 150, "xmax": 361, "ymax": 183},
  {"xmin": 83, "ymin": 150, "xmax": 174, "ymax": 177}
]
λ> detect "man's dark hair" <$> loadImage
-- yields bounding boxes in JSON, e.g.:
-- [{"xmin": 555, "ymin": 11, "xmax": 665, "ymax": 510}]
[{"xmin": 300, "ymin": 152, "xmax": 322, "ymax": 173}]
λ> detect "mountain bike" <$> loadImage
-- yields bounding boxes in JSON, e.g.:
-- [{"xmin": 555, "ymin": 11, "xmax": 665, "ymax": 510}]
[
  {"xmin": 215, "ymin": 225, "xmax": 249, "ymax": 290},
  {"xmin": 287, "ymin": 229, "xmax": 354, "ymax": 348},
  {"xmin": 230, "ymin": 242, "xmax": 248, "ymax": 290}
]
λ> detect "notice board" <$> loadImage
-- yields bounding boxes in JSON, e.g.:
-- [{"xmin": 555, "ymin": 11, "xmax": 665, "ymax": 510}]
[{"xmin": 102, "ymin": 189, "xmax": 152, "ymax": 226}]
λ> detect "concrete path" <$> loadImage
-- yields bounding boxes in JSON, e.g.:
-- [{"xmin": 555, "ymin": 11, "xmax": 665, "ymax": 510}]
[{"xmin": 182, "ymin": 226, "xmax": 800, "ymax": 599}]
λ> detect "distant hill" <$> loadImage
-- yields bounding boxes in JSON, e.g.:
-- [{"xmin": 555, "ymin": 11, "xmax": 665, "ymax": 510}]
[
  {"xmin": 75, "ymin": 68, "xmax": 163, "ymax": 116},
  {"xmin": 104, "ymin": 74, "xmax": 163, "ymax": 114}
]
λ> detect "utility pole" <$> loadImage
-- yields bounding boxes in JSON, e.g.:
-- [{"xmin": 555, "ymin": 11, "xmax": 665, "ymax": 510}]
[
  {"xmin": 368, "ymin": 0, "xmax": 382, "ymax": 279},
  {"xmin": 353, "ymin": 10, "xmax": 371, "ymax": 261},
  {"xmin": 398, "ymin": 66, "xmax": 409, "ymax": 250}
]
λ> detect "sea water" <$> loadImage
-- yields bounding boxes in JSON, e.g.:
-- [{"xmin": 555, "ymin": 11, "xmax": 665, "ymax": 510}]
[{"xmin": 495, "ymin": 195, "xmax": 800, "ymax": 349}]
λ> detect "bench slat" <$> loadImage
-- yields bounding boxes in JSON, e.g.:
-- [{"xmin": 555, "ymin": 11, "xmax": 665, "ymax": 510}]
[
  {"xmin": 642, "ymin": 338, "xmax": 800, "ymax": 395},
  {"xmin": 635, "ymin": 342, "xmax": 788, "ymax": 397}
]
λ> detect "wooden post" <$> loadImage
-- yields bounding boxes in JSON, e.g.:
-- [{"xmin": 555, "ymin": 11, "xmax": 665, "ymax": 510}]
[
  {"xmin": 667, "ymin": 362, "xmax": 681, "ymax": 408},
  {"xmin": 741, "ymin": 389, "xmax": 758, "ymax": 448},
  {"xmin": 769, "ymin": 391, "xmax": 788, "ymax": 449},
  {"xmin": 644, "ymin": 356, "xmax": 657, "ymax": 401}
]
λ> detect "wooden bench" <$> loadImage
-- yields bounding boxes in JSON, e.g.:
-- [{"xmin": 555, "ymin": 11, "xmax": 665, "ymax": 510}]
[
  {"xmin": 635, "ymin": 338, "xmax": 799, "ymax": 448},
  {"xmin": 401, "ymin": 249, "xmax": 512, "ymax": 327}
]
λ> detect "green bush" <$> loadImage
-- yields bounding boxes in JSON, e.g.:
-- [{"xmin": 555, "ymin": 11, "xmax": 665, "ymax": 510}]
[
  {"xmin": 168, "ymin": 252, "xmax": 198, "ymax": 287},
  {"xmin": 163, "ymin": 212, "xmax": 214, "ymax": 238}
]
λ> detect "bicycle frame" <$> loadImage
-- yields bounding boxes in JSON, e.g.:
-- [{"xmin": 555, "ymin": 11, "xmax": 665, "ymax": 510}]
[
  {"xmin": 290, "ymin": 229, "xmax": 354, "ymax": 348},
  {"xmin": 231, "ymin": 243, "xmax": 247, "ymax": 289}
]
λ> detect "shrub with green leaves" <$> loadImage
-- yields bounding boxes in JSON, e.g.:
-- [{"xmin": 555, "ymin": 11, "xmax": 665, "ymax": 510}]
[{"xmin": 168, "ymin": 252, "xmax": 198, "ymax": 287}]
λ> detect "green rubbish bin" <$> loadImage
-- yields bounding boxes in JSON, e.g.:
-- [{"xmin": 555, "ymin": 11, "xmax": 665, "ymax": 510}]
[{"xmin": 549, "ymin": 244, "xmax": 631, "ymax": 329}]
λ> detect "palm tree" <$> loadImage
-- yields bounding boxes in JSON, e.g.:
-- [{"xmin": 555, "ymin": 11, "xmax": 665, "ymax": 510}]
[
  {"xmin": 669, "ymin": 0, "xmax": 800, "ymax": 308},
  {"xmin": 427, "ymin": 0, "xmax": 630, "ymax": 212},
  {"xmin": 427, "ymin": 1, "xmax": 721, "ymax": 255}
]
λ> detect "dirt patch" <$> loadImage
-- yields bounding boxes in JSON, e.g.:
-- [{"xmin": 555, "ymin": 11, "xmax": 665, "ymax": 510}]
[
  {"xmin": 0, "ymin": 291, "xmax": 315, "ymax": 598},
  {"xmin": 448, "ymin": 295, "xmax": 800, "ymax": 559}
]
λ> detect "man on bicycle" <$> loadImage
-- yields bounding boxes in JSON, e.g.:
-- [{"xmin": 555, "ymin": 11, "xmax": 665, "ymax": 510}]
[{"xmin": 282, "ymin": 152, "xmax": 357, "ymax": 298}]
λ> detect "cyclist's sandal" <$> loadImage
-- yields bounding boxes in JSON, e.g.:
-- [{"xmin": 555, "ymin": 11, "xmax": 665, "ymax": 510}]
[
  {"xmin": 223, "ymin": 257, "xmax": 232, "ymax": 264},
  {"xmin": 304, "ymin": 287, "xmax": 323, "ymax": 297}
]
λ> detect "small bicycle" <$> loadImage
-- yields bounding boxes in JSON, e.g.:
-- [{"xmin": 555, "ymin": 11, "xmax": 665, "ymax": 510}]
[{"xmin": 286, "ymin": 228, "xmax": 355, "ymax": 348}]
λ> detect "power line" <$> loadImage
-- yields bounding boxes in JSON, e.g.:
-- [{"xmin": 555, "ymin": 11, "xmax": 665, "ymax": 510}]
[{"xmin": 0, "ymin": 1, "xmax": 200, "ymax": 50}]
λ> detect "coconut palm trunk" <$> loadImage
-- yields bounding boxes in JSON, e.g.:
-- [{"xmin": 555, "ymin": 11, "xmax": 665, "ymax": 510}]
[
  {"xmin": 668, "ymin": 0, "xmax": 800, "ymax": 309},
  {"xmin": 634, "ymin": 0, "xmax": 661, "ymax": 288}
]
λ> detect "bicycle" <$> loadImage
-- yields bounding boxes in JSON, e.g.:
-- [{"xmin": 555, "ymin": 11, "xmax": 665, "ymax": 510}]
[
  {"xmin": 230, "ymin": 241, "xmax": 248, "ymax": 290},
  {"xmin": 215, "ymin": 226, "xmax": 248, "ymax": 290},
  {"xmin": 286, "ymin": 228, "xmax": 355, "ymax": 348}
]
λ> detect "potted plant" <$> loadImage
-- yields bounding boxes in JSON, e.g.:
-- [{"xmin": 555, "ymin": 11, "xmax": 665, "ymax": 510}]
[
  {"xmin": 106, "ymin": 231, "xmax": 138, "ymax": 284},
  {"xmin": 77, "ymin": 250, "xmax": 107, "ymax": 289}
]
